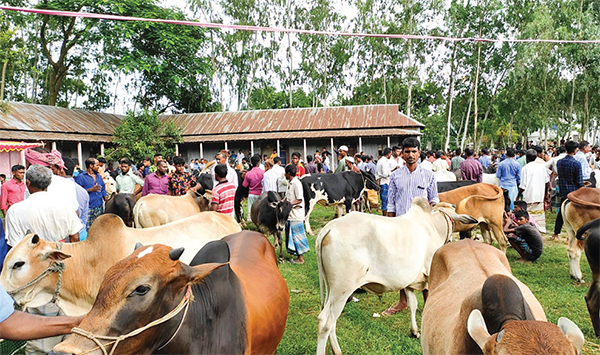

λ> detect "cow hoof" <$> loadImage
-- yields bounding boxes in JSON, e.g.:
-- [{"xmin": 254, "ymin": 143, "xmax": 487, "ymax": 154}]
[
  {"xmin": 409, "ymin": 332, "xmax": 420, "ymax": 339},
  {"xmin": 570, "ymin": 275, "xmax": 584, "ymax": 283}
]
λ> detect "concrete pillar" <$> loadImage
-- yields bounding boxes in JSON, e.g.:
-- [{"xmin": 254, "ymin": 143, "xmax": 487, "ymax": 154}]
[
  {"xmin": 330, "ymin": 138, "xmax": 335, "ymax": 171},
  {"xmin": 250, "ymin": 140, "xmax": 254, "ymax": 156},
  {"xmin": 51, "ymin": 142, "xmax": 57, "ymax": 151},
  {"xmin": 303, "ymin": 139, "xmax": 307, "ymax": 160},
  {"xmin": 77, "ymin": 142, "xmax": 83, "ymax": 169},
  {"xmin": 224, "ymin": 141, "xmax": 228, "ymax": 151},
  {"xmin": 175, "ymin": 143, "xmax": 179, "ymax": 156},
  {"xmin": 387, "ymin": 136, "xmax": 391, "ymax": 148},
  {"xmin": 20, "ymin": 150, "xmax": 26, "ymax": 166},
  {"xmin": 100, "ymin": 143, "xmax": 104, "ymax": 156},
  {"xmin": 199, "ymin": 143, "xmax": 203, "ymax": 159},
  {"xmin": 358, "ymin": 137, "xmax": 362, "ymax": 153},
  {"xmin": 277, "ymin": 139, "xmax": 280, "ymax": 157}
]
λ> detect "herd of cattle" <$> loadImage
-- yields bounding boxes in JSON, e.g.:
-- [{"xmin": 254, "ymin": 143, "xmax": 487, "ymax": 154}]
[{"xmin": 0, "ymin": 169, "xmax": 598, "ymax": 354}]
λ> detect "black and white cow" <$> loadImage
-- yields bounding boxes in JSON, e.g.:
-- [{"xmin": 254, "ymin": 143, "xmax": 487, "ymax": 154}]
[
  {"xmin": 250, "ymin": 191, "xmax": 293, "ymax": 261},
  {"xmin": 301, "ymin": 170, "xmax": 380, "ymax": 235}
]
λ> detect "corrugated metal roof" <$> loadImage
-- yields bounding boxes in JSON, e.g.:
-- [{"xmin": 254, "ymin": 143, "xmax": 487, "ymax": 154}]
[
  {"xmin": 180, "ymin": 128, "xmax": 421, "ymax": 142},
  {"xmin": 0, "ymin": 103, "xmax": 421, "ymax": 143},
  {"xmin": 163, "ymin": 105, "xmax": 422, "ymax": 141},
  {"xmin": 0, "ymin": 102, "xmax": 123, "ymax": 142}
]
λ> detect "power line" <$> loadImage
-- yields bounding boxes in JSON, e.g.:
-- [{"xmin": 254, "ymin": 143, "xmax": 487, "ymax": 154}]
[{"xmin": 1, "ymin": 5, "xmax": 599, "ymax": 44}]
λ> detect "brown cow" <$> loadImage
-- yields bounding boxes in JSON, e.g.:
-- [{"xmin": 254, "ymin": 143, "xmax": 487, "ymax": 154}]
[
  {"xmin": 133, "ymin": 189, "xmax": 212, "ymax": 228},
  {"xmin": 421, "ymin": 239, "xmax": 585, "ymax": 355},
  {"xmin": 562, "ymin": 188, "xmax": 600, "ymax": 282},
  {"xmin": 439, "ymin": 183, "xmax": 508, "ymax": 251},
  {"xmin": 52, "ymin": 232, "xmax": 289, "ymax": 355},
  {"xmin": 1, "ymin": 212, "xmax": 240, "ymax": 316}
]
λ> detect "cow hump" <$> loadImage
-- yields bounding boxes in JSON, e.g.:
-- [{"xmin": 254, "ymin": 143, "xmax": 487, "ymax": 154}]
[{"xmin": 481, "ymin": 274, "xmax": 534, "ymax": 334}]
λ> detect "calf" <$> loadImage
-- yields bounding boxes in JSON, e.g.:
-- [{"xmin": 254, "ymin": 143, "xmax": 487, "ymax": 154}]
[
  {"xmin": 250, "ymin": 191, "xmax": 292, "ymax": 261},
  {"xmin": 421, "ymin": 240, "xmax": 584, "ymax": 355},
  {"xmin": 301, "ymin": 170, "xmax": 379, "ymax": 235},
  {"xmin": 104, "ymin": 193, "xmax": 136, "ymax": 227},
  {"xmin": 576, "ymin": 218, "xmax": 600, "ymax": 338},
  {"xmin": 316, "ymin": 198, "xmax": 478, "ymax": 354}
]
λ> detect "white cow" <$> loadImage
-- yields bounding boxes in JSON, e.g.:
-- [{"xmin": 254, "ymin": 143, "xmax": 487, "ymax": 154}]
[
  {"xmin": 315, "ymin": 198, "xmax": 478, "ymax": 355},
  {"xmin": 482, "ymin": 173, "xmax": 500, "ymax": 186},
  {"xmin": 434, "ymin": 170, "xmax": 457, "ymax": 182}
]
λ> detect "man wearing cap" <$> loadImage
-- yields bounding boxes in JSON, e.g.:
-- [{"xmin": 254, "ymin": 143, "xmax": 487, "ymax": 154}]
[{"xmin": 335, "ymin": 145, "xmax": 349, "ymax": 173}]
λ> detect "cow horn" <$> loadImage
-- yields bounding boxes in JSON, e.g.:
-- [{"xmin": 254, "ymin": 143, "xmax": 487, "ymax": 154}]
[
  {"xmin": 31, "ymin": 234, "xmax": 40, "ymax": 244},
  {"xmin": 134, "ymin": 242, "xmax": 143, "ymax": 250},
  {"xmin": 169, "ymin": 247, "xmax": 185, "ymax": 261}
]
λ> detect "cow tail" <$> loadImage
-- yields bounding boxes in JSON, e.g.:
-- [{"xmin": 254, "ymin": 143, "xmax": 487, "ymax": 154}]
[
  {"xmin": 316, "ymin": 228, "xmax": 330, "ymax": 308},
  {"xmin": 133, "ymin": 201, "xmax": 141, "ymax": 228}
]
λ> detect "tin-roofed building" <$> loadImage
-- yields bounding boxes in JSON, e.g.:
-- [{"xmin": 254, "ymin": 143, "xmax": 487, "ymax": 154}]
[{"xmin": 0, "ymin": 102, "xmax": 423, "ymax": 175}]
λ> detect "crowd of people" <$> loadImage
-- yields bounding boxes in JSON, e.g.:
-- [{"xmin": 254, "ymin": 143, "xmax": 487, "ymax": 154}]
[{"xmin": 0, "ymin": 137, "xmax": 598, "ymax": 349}]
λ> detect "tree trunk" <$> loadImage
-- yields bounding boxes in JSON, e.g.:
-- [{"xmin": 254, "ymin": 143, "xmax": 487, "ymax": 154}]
[
  {"xmin": 461, "ymin": 95, "xmax": 473, "ymax": 150},
  {"xmin": 508, "ymin": 112, "xmax": 514, "ymax": 144},
  {"xmin": 0, "ymin": 59, "xmax": 8, "ymax": 101},
  {"xmin": 444, "ymin": 44, "xmax": 457, "ymax": 151},
  {"xmin": 582, "ymin": 86, "xmax": 589, "ymax": 140},
  {"xmin": 473, "ymin": 42, "xmax": 481, "ymax": 151}
]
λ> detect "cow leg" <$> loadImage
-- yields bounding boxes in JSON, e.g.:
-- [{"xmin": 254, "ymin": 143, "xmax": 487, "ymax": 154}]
[
  {"xmin": 405, "ymin": 288, "xmax": 420, "ymax": 338},
  {"xmin": 566, "ymin": 228, "xmax": 584, "ymax": 282},
  {"xmin": 585, "ymin": 276, "xmax": 600, "ymax": 338},
  {"xmin": 489, "ymin": 222, "xmax": 508, "ymax": 252},
  {"xmin": 305, "ymin": 201, "xmax": 317, "ymax": 236},
  {"xmin": 317, "ymin": 290, "xmax": 353, "ymax": 355}
]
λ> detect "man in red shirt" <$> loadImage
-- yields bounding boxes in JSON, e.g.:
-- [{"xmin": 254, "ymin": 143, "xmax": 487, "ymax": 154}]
[
  {"xmin": 289, "ymin": 152, "xmax": 305, "ymax": 177},
  {"xmin": 211, "ymin": 164, "xmax": 236, "ymax": 216},
  {"xmin": 1, "ymin": 165, "xmax": 26, "ymax": 216}
]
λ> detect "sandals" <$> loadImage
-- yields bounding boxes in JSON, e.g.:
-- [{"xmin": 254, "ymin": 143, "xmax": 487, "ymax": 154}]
[
  {"xmin": 381, "ymin": 306, "xmax": 403, "ymax": 317},
  {"xmin": 290, "ymin": 259, "xmax": 305, "ymax": 265}
]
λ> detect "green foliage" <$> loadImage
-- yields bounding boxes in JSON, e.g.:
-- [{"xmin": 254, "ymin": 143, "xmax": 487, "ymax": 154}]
[{"xmin": 104, "ymin": 109, "xmax": 182, "ymax": 163}]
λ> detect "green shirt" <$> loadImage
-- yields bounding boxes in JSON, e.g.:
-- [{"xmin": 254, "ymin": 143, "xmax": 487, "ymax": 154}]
[
  {"xmin": 115, "ymin": 170, "xmax": 145, "ymax": 193},
  {"xmin": 335, "ymin": 157, "xmax": 348, "ymax": 173}
]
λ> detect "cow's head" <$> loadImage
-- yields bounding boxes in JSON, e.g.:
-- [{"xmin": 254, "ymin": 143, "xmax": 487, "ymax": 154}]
[
  {"xmin": 360, "ymin": 170, "xmax": 380, "ymax": 191},
  {"xmin": 1, "ymin": 234, "xmax": 71, "ymax": 308},
  {"xmin": 269, "ymin": 199, "xmax": 293, "ymax": 232},
  {"xmin": 53, "ymin": 244, "xmax": 226, "ymax": 355},
  {"xmin": 468, "ymin": 309, "xmax": 584, "ymax": 355}
]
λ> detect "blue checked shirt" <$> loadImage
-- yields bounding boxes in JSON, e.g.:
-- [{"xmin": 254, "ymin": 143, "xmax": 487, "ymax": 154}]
[
  {"xmin": 557, "ymin": 155, "xmax": 583, "ymax": 198},
  {"xmin": 387, "ymin": 165, "xmax": 439, "ymax": 216}
]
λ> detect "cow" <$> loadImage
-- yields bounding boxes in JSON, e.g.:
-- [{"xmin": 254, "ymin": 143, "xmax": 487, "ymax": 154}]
[
  {"xmin": 1, "ymin": 212, "xmax": 241, "ymax": 316},
  {"xmin": 482, "ymin": 173, "xmax": 500, "ymax": 186},
  {"xmin": 133, "ymin": 188, "xmax": 212, "ymax": 228},
  {"xmin": 104, "ymin": 193, "xmax": 136, "ymax": 227},
  {"xmin": 234, "ymin": 169, "xmax": 250, "ymax": 224},
  {"xmin": 51, "ymin": 231, "xmax": 289, "ymax": 355},
  {"xmin": 421, "ymin": 239, "xmax": 585, "ymax": 355},
  {"xmin": 250, "ymin": 191, "xmax": 292, "ymax": 261},
  {"xmin": 576, "ymin": 218, "xmax": 600, "ymax": 338},
  {"xmin": 439, "ymin": 183, "xmax": 508, "ymax": 251},
  {"xmin": 434, "ymin": 170, "xmax": 457, "ymax": 182},
  {"xmin": 301, "ymin": 170, "xmax": 380, "ymax": 235},
  {"xmin": 315, "ymin": 198, "xmax": 478, "ymax": 354},
  {"xmin": 437, "ymin": 180, "xmax": 477, "ymax": 193},
  {"xmin": 562, "ymin": 187, "xmax": 600, "ymax": 282}
]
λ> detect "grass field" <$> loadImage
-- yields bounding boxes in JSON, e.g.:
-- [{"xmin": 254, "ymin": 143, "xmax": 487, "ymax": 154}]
[{"xmin": 243, "ymin": 204, "xmax": 600, "ymax": 355}]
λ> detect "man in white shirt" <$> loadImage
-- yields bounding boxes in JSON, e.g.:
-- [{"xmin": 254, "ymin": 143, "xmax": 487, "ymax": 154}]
[
  {"xmin": 388, "ymin": 146, "xmax": 404, "ymax": 170},
  {"xmin": 6, "ymin": 165, "xmax": 82, "ymax": 247},
  {"xmin": 432, "ymin": 151, "xmax": 449, "ymax": 172},
  {"xmin": 262, "ymin": 159, "xmax": 279, "ymax": 192},
  {"xmin": 574, "ymin": 140, "xmax": 592, "ymax": 181},
  {"xmin": 519, "ymin": 150, "xmax": 550, "ymax": 233},
  {"xmin": 284, "ymin": 164, "xmax": 309, "ymax": 264},
  {"xmin": 376, "ymin": 148, "xmax": 393, "ymax": 216},
  {"xmin": 272, "ymin": 157, "xmax": 287, "ymax": 198},
  {"xmin": 211, "ymin": 152, "xmax": 238, "ymax": 190}
]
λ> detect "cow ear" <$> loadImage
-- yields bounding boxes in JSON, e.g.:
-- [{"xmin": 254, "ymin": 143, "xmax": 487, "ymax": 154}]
[
  {"xmin": 467, "ymin": 310, "xmax": 495, "ymax": 355},
  {"xmin": 269, "ymin": 201, "xmax": 278, "ymax": 208},
  {"xmin": 189, "ymin": 262, "xmax": 228, "ymax": 283},
  {"xmin": 134, "ymin": 242, "xmax": 143, "ymax": 251},
  {"xmin": 44, "ymin": 249, "xmax": 72, "ymax": 261},
  {"xmin": 30, "ymin": 234, "xmax": 40, "ymax": 245},
  {"xmin": 558, "ymin": 317, "xmax": 585, "ymax": 354}
]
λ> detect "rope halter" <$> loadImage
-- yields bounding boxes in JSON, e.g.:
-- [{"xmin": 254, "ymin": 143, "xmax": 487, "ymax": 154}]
[
  {"xmin": 436, "ymin": 209, "xmax": 455, "ymax": 244},
  {"xmin": 7, "ymin": 242, "xmax": 65, "ymax": 308},
  {"xmin": 72, "ymin": 284, "xmax": 194, "ymax": 355}
]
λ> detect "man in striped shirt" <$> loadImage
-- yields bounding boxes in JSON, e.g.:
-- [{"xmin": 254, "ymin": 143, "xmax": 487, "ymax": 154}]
[
  {"xmin": 210, "ymin": 164, "xmax": 236, "ymax": 216},
  {"xmin": 382, "ymin": 137, "xmax": 439, "ymax": 317}
]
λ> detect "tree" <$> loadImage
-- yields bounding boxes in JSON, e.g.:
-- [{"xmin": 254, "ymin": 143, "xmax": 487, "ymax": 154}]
[{"xmin": 104, "ymin": 110, "xmax": 182, "ymax": 163}]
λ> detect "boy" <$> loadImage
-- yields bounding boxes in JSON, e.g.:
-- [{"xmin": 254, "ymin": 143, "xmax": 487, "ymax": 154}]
[
  {"xmin": 504, "ymin": 209, "xmax": 543, "ymax": 262},
  {"xmin": 210, "ymin": 164, "xmax": 236, "ymax": 216}
]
